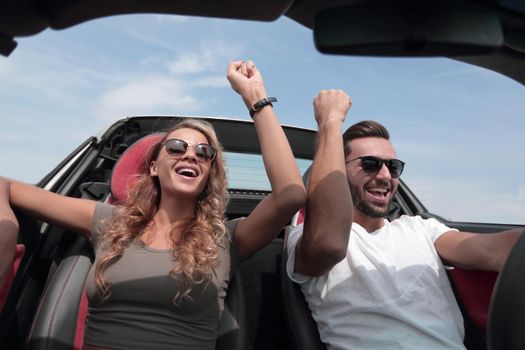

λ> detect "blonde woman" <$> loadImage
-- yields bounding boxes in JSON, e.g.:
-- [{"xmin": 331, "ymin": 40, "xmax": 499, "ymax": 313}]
[{"xmin": 0, "ymin": 60, "xmax": 305, "ymax": 350}]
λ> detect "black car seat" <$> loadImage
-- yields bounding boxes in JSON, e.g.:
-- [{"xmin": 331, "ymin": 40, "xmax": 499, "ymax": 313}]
[
  {"xmin": 281, "ymin": 166, "xmax": 327, "ymax": 350},
  {"xmin": 281, "ymin": 211, "xmax": 327, "ymax": 350},
  {"xmin": 27, "ymin": 133, "xmax": 248, "ymax": 350},
  {"xmin": 27, "ymin": 236, "xmax": 93, "ymax": 350}
]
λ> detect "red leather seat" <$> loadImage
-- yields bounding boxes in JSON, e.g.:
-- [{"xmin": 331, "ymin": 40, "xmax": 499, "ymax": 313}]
[
  {"xmin": 448, "ymin": 268, "xmax": 497, "ymax": 333},
  {"xmin": 0, "ymin": 244, "xmax": 26, "ymax": 314},
  {"xmin": 109, "ymin": 133, "xmax": 163, "ymax": 204}
]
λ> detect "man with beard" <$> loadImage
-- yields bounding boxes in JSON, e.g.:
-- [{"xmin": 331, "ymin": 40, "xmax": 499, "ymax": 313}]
[{"xmin": 286, "ymin": 89, "xmax": 523, "ymax": 349}]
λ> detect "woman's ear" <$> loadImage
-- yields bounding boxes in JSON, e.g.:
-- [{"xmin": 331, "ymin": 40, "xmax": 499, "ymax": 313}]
[{"xmin": 149, "ymin": 161, "xmax": 158, "ymax": 177}]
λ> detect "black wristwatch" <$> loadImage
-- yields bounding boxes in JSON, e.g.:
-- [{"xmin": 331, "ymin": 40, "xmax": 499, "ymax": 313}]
[{"xmin": 249, "ymin": 97, "xmax": 277, "ymax": 118}]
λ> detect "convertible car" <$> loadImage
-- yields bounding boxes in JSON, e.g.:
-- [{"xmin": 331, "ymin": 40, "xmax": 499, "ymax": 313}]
[{"xmin": 1, "ymin": 0, "xmax": 524, "ymax": 349}]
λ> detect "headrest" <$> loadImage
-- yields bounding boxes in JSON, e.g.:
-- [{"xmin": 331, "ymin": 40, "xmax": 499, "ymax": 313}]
[
  {"xmin": 110, "ymin": 133, "xmax": 163, "ymax": 203},
  {"xmin": 295, "ymin": 207, "xmax": 305, "ymax": 226}
]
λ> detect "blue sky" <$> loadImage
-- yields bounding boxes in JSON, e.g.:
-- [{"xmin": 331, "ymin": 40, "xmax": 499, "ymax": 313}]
[{"xmin": 1, "ymin": 14, "xmax": 524, "ymax": 224}]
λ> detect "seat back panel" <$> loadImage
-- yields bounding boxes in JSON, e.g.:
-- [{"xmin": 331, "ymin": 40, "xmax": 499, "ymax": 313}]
[
  {"xmin": 0, "ymin": 244, "xmax": 26, "ymax": 313},
  {"xmin": 448, "ymin": 268, "xmax": 497, "ymax": 333}
]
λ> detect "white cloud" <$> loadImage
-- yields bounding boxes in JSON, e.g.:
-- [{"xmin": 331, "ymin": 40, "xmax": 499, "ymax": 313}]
[
  {"xmin": 168, "ymin": 39, "xmax": 243, "ymax": 75},
  {"xmin": 154, "ymin": 14, "xmax": 190, "ymax": 23},
  {"xmin": 168, "ymin": 52, "xmax": 206, "ymax": 74},
  {"xmin": 139, "ymin": 55, "xmax": 167, "ymax": 68},
  {"xmin": 194, "ymin": 75, "xmax": 229, "ymax": 88},
  {"xmin": 0, "ymin": 43, "xmax": 113, "ymax": 108},
  {"xmin": 94, "ymin": 76, "xmax": 199, "ymax": 121},
  {"xmin": 0, "ymin": 152, "xmax": 59, "ymax": 183}
]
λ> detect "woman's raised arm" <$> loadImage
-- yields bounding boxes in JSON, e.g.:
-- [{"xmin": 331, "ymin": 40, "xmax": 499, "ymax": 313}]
[{"xmin": 226, "ymin": 60, "xmax": 306, "ymax": 257}]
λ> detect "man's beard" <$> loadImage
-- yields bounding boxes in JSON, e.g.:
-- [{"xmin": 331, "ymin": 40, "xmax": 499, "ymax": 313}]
[{"xmin": 349, "ymin": 181, "xmax": 394, "ymax": 219}]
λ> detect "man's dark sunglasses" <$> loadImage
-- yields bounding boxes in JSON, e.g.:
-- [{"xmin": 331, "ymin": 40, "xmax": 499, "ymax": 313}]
[
  {"xmin": 163, "ymin": 138, "xmax": 216, "ymax": 162},
  {"xmin": 346, "ymin": 156, "xmax": 405, "ymax": 178}
]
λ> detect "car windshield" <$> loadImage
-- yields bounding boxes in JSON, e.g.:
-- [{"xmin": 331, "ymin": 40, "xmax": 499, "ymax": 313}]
[
  {"xmin": 226, "ymin": 152, "xmax": 312, "ymax": 191},
  {"xmin": 1, "ymin": 14, "xmax": 523, "ymax": 225}
]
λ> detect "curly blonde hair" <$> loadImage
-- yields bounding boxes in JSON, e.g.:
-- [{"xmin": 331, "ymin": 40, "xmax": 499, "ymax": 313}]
[{"xmin": 94, "ymin": 118, "xmax": 229, "ymax": 302}]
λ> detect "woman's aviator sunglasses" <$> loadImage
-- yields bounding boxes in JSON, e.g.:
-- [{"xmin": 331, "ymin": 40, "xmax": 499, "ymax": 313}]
[
  {"xmin": 163, "ymin": 138, "xmax": 217, "ymax": 162},
  {"xmin": 346, "ymin": 156, "xmax": 405, "ymax": 178}
]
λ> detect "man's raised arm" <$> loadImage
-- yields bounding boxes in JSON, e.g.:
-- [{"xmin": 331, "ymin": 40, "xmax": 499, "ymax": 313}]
[{"xmin": 294, "ymin": 90, "xmax": 353, "ymax": 276}]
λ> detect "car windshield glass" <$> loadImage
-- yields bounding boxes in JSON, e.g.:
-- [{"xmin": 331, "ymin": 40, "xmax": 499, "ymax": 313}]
[{"xmin": 225, "ymin": 152, "xmax": 312, "ymax": 191}]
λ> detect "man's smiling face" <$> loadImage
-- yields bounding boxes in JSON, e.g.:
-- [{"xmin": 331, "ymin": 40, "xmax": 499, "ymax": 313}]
[{"xmin": 345, "ymin": 137, "xmax": 399, "ymax": 219}]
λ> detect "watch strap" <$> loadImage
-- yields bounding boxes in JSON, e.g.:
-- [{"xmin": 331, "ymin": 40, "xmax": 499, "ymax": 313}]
[{"xmin": 249, "ymin": 97, "xmax": 277, "ymax": 118}]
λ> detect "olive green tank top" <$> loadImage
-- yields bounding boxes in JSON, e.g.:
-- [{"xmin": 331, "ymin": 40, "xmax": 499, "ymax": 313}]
[{"xmin": 84, "ymin": 202, "xmax": 241, "ymax": 350}]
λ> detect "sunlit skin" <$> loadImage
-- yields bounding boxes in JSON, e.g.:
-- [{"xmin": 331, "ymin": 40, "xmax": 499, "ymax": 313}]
[
  {"xmin": 345, "ymin": 136, "xmax": 399, "ymax": 233},
  {"xmin": 151, "ymin": 128, "xmax": 212, "ymax": 201},
  {"xmin": 146, "ymin": 128, "xmax": 213, "ymax": 247}
]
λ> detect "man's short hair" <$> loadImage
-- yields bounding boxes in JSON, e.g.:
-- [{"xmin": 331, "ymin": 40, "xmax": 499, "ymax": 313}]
[{"xmin": 343, "ymin": 120, "xmax": 390, "ymax": 156}]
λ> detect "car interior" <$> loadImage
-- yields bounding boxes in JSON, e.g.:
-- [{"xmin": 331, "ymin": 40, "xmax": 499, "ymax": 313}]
[
  {"xmin": 1, "ymin": 0, "xmax": 525, "ymax": 349},
  {"xmin": 1, "ymin": 116, "xmax": 522, "ymax": 350}
]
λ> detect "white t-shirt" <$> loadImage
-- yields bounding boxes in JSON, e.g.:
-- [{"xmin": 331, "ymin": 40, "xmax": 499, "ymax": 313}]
[{"xmin": 286, "ymin": 215, "xmax": 465, "ymax": 350}]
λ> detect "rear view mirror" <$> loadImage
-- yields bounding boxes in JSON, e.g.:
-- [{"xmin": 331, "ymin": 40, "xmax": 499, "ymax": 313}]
[{"xmin": 314, "ymin": 0, "xmax": 503, "ymax": 57}]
